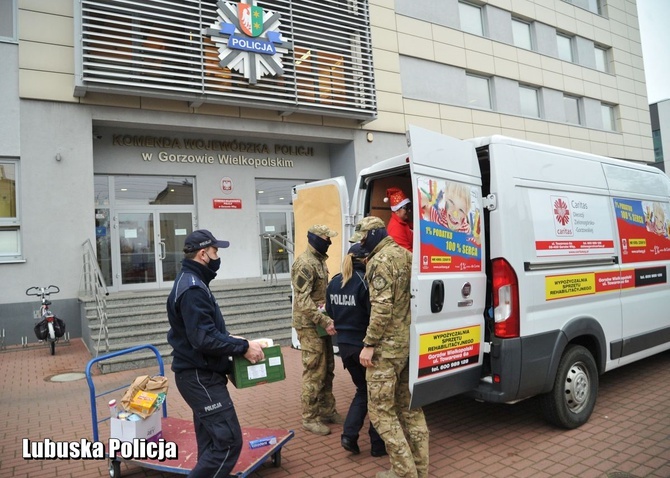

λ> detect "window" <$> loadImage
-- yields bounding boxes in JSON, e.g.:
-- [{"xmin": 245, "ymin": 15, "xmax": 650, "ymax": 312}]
[
  {"xmin": 466, "ymin": 74, "xmax": 491, "ymax": 109},
  {"xmin": 563, "ymin": 0, "xmax": 602, "ymax": 15},
  {"xmin": 594, "ymin": 46, "xmax": 609, "ymax": 72},
  {"xmin": 0, "ymin": 0, "xmax": 16, "ymax": 41},
  {"xmin": 512, "ymin": 19, "xmax": 532, "ymax": 50},
  {"xmin": 564, "ymin": 95, "xmax": 581, "ymax": 125},
  {"xmin": 459, "ymin": 2, "xmax": 484, "ymax": 36},
  {"xmin": 0, "ymin": 160, "xmax": 20, "ymax": 260},
  {"xmin": 557, "ymin": 33, "xmax": 573, "ymax": 62},
  {"xmin": 601, "ymin": 103, "xmax": 616, "ymax": 131},
  {"xmin": 519, "ymin": 86, "xmax": 540, "ymax": 117},
  {"xmin": 652, "ymin": 129, "xmax": 664, "ymax": 163}
]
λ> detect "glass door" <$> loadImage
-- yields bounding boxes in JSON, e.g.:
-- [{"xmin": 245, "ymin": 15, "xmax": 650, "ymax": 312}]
[
  {"xmin": 158, "ymin": 212, "xmax": 192, "ymax": 282},
  {"xmin": 118, "ymin": 212, "xmax": 156, "ymax": 286},
  {"xmin": 116, "ymin": 211, "xmax": 193, "ymax": 289},
  {"xmin": 259, "ymin": 209, "xmax": 294, "ymax": 279}
]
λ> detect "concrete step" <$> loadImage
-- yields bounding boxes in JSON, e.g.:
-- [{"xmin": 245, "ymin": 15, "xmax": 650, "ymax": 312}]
[{"xmin": 84, "ymin": 279, "xmax": 294, "ymax": 372}]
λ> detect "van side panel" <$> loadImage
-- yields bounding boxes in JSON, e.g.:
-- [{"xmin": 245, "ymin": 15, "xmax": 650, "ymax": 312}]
[
  {"xmin": 605, "ymin": 165, "xmax": 670, "ymax": 366},
  {"xmin": 475, "ymin": 142, "xmax": 624, "ymax": 403}
]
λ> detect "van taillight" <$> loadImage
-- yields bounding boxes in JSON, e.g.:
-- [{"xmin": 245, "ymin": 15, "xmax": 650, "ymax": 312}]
[{"xmin": 491, "ymin": 258, "xmax": 519, "ymax": 338}]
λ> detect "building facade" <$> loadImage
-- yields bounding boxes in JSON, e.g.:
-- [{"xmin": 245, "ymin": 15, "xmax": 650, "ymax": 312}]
[
  {"xmin": 0, "ymin": 0, "xmax": 654, "ymax": 344},
  {"xmin": 650, "ymin": 99, "xmax": 670, "ymax": 172}
]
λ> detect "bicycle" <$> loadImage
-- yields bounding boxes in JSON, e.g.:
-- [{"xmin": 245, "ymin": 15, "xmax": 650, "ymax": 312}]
[{"xmin": 26, "ymin": 285, "xmax": 65, "ymax": 355}]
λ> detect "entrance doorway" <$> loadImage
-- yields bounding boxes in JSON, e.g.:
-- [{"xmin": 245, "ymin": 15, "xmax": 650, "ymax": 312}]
[
  {"xmin": 117, "ymin": 211, "xmax": 193, "ymax": 289},
  {"xmin": 258, "ymin": 209, "xmax": 294, "ymax": 279},
  {"xmin": 95, "ymin": 175, "xmax": 195, "ymax": 291}
]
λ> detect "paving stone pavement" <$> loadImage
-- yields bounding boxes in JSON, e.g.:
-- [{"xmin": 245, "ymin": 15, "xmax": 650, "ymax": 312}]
[{"xmin": 0, "ymin": 339, "xmax": 668, "ymax": 477}]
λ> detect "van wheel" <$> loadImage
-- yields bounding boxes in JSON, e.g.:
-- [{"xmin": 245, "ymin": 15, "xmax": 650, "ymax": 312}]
[{"xmin": 540, "ymin": 345, "xmax": 598, "ymax": 429}]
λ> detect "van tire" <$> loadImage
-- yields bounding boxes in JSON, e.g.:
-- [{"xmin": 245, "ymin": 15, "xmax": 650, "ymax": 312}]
[{"xmin": 540, "ymin": 345, "xmax": 598, "ymax": 429}]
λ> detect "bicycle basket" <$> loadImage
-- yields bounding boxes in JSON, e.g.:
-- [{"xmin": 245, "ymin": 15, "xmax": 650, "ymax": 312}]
[{"xmin": 34, "ymin": 319, "xmax": 49, "ymax": 340}]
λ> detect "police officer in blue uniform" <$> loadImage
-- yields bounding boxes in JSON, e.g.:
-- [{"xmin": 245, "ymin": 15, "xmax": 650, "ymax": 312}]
[
  {"xmin": 167, "ymin": 229, "xmax": 265, "ymax": 478},
  {"xmin": 326, "ymin": 243, "xmax": 387, "ymax": 457}
]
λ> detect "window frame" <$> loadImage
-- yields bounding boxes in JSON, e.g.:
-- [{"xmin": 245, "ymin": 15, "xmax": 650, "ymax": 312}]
[
  {"xmin": 512, "ymin": 18, "xmax": 533, "ymax": 50},
  {"xmin": 556, "ymin": 33, "xmax": 574, "ymax": 62},
  {"xmin": 466, "ymin": 73, "xmax": 492, "ymax": 110},
  {"xmin": 459, "ymin": 1, "xmax": 484, "ymax": 37},
  {"xmin": 594, "ymin": 45, "xmax": 609, "ymax": 73},
  {"xmin": 600, "ymin": 103, "xmax": 616, "ymax": 131},
  {"xmin": 0, "ymin": 0, "xmax": 17, "ymax": 42},
  {"xmin": 0, "ymin": 159, "xmax": 21, "ymax": 261},
  {"xmin": 562, "ymin": 0, "xmax": 603, "ymax": 16},
  {"xmin": 519, "ymin": 85, "xmax": 540, "ymax": 118},
  {"xmin": 564, "ymin": 95, "xmax": 582, "ymax": 125}
]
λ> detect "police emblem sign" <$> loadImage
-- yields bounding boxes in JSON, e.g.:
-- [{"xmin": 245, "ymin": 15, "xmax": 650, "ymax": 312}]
[{"xmin": 205, "ymin": 0, "xmax": 289, "ymax": 84}]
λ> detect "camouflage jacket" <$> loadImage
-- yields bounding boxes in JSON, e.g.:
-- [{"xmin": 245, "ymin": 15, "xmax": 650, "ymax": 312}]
[
  {"xmin": 291, "ymin": 246, "xmax": 332, "ymax": 329},
  {"xmin": 363, "ymin": 236, "xmax": 412, "ymax": 359}
]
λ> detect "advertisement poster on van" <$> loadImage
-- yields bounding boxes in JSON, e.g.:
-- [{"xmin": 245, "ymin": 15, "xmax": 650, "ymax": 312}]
[
  {"xmin": 528, "ymin": 190, "xmax": 615, "ymax": 257},
  {"xmin": 417, "ymin": 176, "xmax": 482, "ymax": 272},
  {"xmin": 614, "ymin": 198, "xmax": 670, "ymax": 263}
]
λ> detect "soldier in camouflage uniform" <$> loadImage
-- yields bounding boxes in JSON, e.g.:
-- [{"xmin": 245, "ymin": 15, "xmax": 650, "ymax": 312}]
[
  {"xmin": 351, "ymin": 217, "xmax": 430, "ymax": 478},
  {"xmin": 291, "ymin": 224, "xmax": 345, "ymax": 436}
]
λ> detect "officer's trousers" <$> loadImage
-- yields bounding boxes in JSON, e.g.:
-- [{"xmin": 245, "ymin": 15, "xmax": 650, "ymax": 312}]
[
  {"xmin": 175, "ymin": 368, "xmax": 243, "ymax": 478},
  {"xmin": 339, "ymin": 343, "xmax": 385, "ymax": 452}
]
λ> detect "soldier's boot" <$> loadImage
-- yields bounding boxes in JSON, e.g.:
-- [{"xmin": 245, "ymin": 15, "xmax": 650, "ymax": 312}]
[
  {"xmin": 376, "ymin": 470, "xmax": 403, "ymax": 478},
  {"xmin": 321, "ymin": 411, "xmax": 345, "ymax": 424},
  {"xmin": 302, "ymin": 420, "xmax": 331, "ymax": 436}
]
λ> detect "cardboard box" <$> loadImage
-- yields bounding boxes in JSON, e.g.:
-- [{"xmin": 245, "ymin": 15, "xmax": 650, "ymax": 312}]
[
  {"xmin": 129, "ymin": 390, "xmax": 159, "ymax": 416},
  {"xmin": 229, "ymin": 345, "xmax": 285, "ymax": 389},
  {"xmin": 110, "ymin": 411, "xmax": 163, "ymax": 443}
]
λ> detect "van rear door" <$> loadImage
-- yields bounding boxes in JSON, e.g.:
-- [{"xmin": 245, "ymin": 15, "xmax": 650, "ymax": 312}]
[
  {"xmin": 406, "ymin": 125, "xmax": 486, "ymax": 408},
  {"xmin": 292, "ymin": 177, "xmax": 350, "ymax": 280}
]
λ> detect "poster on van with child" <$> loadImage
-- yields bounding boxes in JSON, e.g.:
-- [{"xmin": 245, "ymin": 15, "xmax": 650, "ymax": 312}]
[
  {"xmin": 528, "ymin": 189, "xmax": 615, "ymax": 257},
  {"xmin": 417, "ymin": 176, "xmax": 482, "ymax": 272},
  {"xmin": 614, "ymin": 198, "xmax": 670, "ymax": 263}
]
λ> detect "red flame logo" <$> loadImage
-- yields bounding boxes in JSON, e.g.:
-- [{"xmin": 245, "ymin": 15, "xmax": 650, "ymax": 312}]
[{"xmin": 553, "ymin": 198, "xmax": 570, "ymax": 226}]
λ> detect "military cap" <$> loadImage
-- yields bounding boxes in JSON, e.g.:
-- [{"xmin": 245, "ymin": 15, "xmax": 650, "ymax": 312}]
[
  {"xmin": 349, "ymin": 216, "xmax": 386, "ymax": 243},
  {"xmin": 308, "ymin": 224, "xmax": 338, "ymax": 238}
]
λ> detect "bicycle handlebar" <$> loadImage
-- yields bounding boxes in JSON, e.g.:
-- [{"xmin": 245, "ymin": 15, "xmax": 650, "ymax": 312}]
[{"xmin": 25, "ymin": 285, "xmax": 60, "ymax": 297}]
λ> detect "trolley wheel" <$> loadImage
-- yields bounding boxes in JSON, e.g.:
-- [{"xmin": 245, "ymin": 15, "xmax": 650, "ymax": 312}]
[
  {"xmin": 109, "ymin": 458, "xmax": 121, "ymax": 477},
  {"xmin": 272, "ymin": 450, "xmax": 282, "ymax": 467},
  {"xmin": 49, "ymin": 340, "xmax": 56, "ymax": 355}
]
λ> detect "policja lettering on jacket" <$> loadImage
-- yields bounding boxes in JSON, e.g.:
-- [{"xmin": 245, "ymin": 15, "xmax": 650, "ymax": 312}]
[{"xmin": 328, "ymin": 293, "xmax": 357, "ymax": 306}]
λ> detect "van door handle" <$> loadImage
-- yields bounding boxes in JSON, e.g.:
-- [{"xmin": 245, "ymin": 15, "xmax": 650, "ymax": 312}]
[{"xmin": 431, "ymin": 280, "xmax": 444, "ymax": 313}]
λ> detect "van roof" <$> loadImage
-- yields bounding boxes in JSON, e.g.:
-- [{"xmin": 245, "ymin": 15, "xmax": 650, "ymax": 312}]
[{"xmin": 468, "ymin": 134, "xmax": 661, "ymax": 174}]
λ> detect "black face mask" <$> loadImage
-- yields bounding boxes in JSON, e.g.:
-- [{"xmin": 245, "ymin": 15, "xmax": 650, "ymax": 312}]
[
  {"xmin": 360, "ymin": 228, "xmax": 388, "ymax": 254},
  {"xmin": 205, "ymin": 253, "xmax": 221, "ymax": 273},
  {"xmin": 307, "ymin": 232, "xmax": 331, "ymax": 255}
]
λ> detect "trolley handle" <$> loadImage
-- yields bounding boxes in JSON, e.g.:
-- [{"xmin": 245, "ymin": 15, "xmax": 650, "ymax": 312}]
[{"xmin": 85, "ymin": 344, "xmax": 166, "ymax": 442}]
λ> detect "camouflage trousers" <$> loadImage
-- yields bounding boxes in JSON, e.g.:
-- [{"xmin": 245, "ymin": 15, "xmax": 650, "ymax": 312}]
[
  {"xmin": 296, "ymin": 327, "xmax": 336, "ymax": 421},
  {"xmin": 367, "ymin": 357, "xmax": 429, "ymax": 478}
]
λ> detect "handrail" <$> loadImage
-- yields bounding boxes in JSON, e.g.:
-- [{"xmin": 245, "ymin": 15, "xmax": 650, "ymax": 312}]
[
  {"xmin": 80, "ymin": 239, "xmax": 110, "ymax": 356},
  {"xmin": 261, "ymin": 234, "xmax": 293, "ymax": 284}
]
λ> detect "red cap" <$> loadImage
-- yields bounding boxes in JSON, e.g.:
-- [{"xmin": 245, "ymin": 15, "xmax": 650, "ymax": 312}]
[{"xmin": 384, "ymin": 188, "xmax": 410, "ymax": 212}]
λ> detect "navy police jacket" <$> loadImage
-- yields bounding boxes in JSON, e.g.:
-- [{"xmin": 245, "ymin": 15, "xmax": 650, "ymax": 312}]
[
  {"xmin": 325, "ymin": 261, "xmax": 371, "ymax": 347},
  {"xmin": 167, "ymin": 259, "xmax": 248, "ymax": 373}
]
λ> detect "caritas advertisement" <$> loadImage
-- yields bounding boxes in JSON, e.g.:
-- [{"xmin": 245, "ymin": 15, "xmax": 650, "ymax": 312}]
[
  {"xmin": 528, "ymin": 190, "xmax": 615, "ymax": 257},
  {"xmin": 614, "ymin": 198, "xmax": 670, "ymax": 263},
  {"xmin": 417, "ymin": 176, "xmax": 482, "ymax": 272}
]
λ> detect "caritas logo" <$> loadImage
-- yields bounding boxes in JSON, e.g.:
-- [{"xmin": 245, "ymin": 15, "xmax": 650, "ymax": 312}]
[{"xmin": 552, "ymin": 196, "xmax": 574, "ymax": 236}]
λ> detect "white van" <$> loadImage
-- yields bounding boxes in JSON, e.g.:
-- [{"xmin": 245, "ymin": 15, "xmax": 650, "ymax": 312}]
[{"xmin": 292, "ymin": 125, "xmax": 670, "ymax": 429}]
